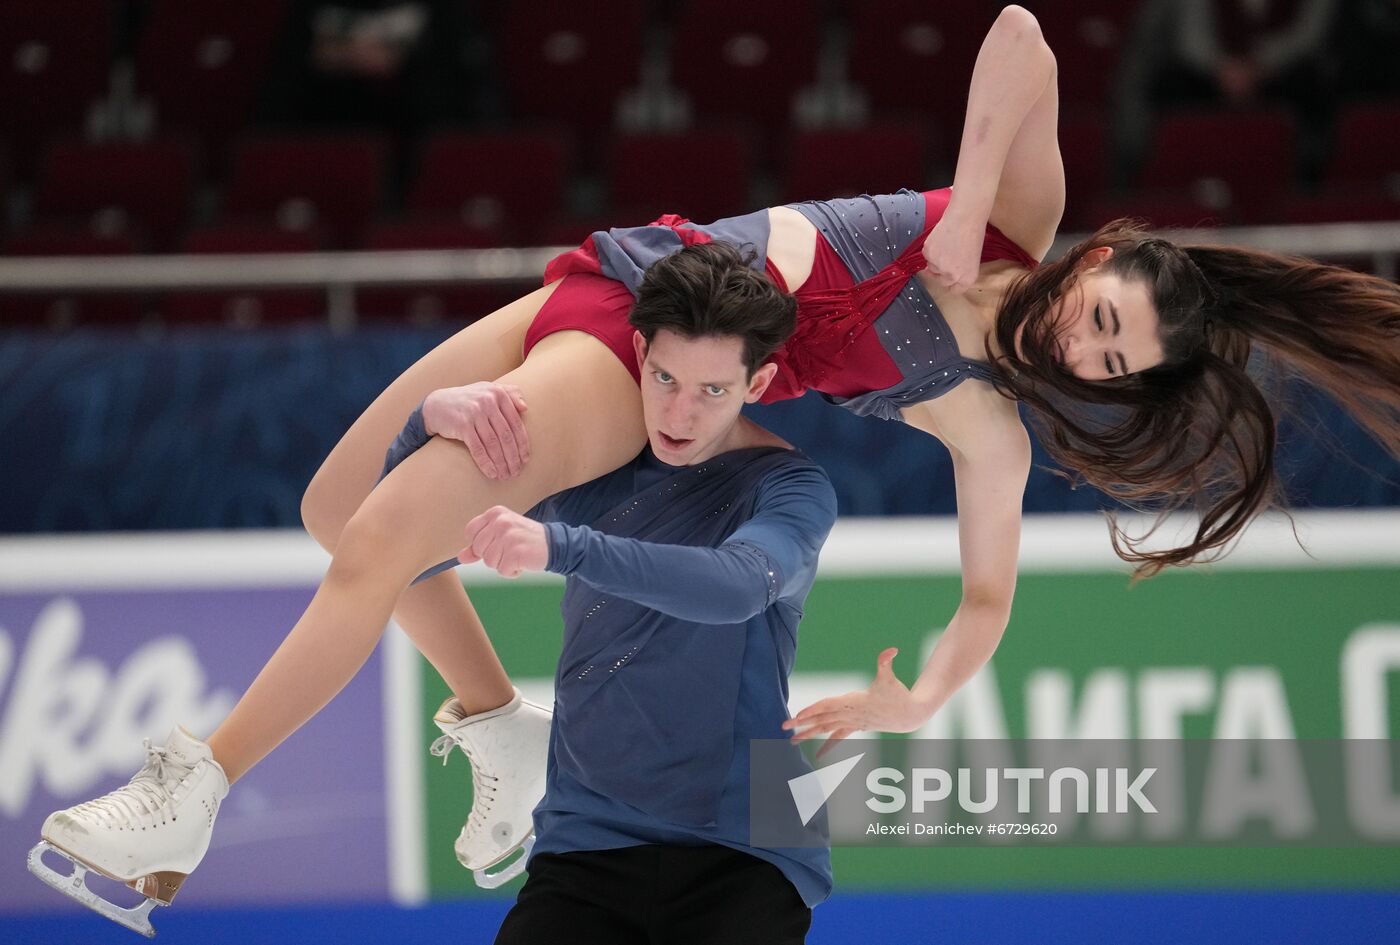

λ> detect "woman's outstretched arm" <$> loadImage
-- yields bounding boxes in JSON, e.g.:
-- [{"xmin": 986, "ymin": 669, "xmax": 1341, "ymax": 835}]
[
  {"xmin": 785, "ymin": 394, "xmax": 1029, "ymax": 747},
  {"xmin": 908, "ymin": 413, "xmax": 1028, "ymax": 714},
  {"xmin": 925, "ymin": 4, "xmax": 1063, "ymax": 289}
]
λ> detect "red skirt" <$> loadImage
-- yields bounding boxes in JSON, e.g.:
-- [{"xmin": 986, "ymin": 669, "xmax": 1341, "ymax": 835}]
[
  {"xmin": 523, "ymin": 236, "xmax": 899, "ymax": 401},
  {"xmin": 522, "ymin": 189, "xmax": 1035, "ymax": 401},
  {"xmin": 523, "ymin": 273, "xmax": 644, "ymax": 383}
]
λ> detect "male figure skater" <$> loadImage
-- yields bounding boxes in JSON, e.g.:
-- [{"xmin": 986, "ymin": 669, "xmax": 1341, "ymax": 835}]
[
  {"xmin": 401, "ymin": 241, "xmax": 837, "ymax": 943},
  {"xmin": 30, "ymin": 242, "xmax": 832, "ymax": 941}
]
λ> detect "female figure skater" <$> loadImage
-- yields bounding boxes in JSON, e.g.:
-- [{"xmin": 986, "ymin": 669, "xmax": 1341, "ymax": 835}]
[{"xmin": 31, "ymin": 4, "xmax": 1400, "ymax": 932}]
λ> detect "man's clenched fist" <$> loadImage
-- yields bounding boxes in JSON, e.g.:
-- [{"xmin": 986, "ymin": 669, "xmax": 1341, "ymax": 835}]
[{"xmin": 458, "ymin": 505, "xmax": 549, "ymax": 578}]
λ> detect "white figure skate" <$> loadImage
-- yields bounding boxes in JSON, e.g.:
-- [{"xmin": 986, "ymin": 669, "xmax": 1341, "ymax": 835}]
[
  {"xmin": 431, "ymin": 687, "xmax": 552, "ymax": 888},
  {"xmin": 27, "ymin": 726, "xmax": 229, "ymax": 937}
]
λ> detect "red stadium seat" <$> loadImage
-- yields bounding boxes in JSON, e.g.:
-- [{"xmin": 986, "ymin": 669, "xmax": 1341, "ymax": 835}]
[
  {"xmin": 32, "ymin": 138, "xmax": 197, "ymax": 250},
  {"xmin": 0, "ymin": 2, "xmax": 114, "ymax": 172},
  {"xmin": 0, "ymin": 144, "xmax": 13, "ymax": 211},
  {"xmin": 1325, "ymin": 101, "xmax": 1400, "ymax": 187},
  {"xmin": 406, "ymin": 129, "xmax": 571, "ymax": 243},
  {"xmin": 1139, "ymin": 109, "xmax": 1295, "ymax": 223},
  {"xmin": 1031, "ymin": 0, "xmax": 1140, "ymax": 115},
  {"xmin": 166, "ymin": 224, "xmax": 324, "ymax": 325},
  {"xmin": 1278, "ymin": 186, "xmax": 1400, "ymax": 225},
  {"xmin": 671, "ymin": 0, "xmax": 821, "ymax": 127},
  {"xmin": 608, "ymin": 129, "xmax": 753, "ymax": 222},
  {"xmin": 222, "ymin": 133, "xmax": 388, "ymax": 247},
  {"xmin": 535, "ymin": 213, "xmax": 620, "ymax": 247},
  {"xmin": 781, "ymin": 123, "xmax": 930, "ymax": 203},
  {"xmin": 134, "ymin": 0, "xmax": 287, "ymax": 154},
  {"xmin": 357, "ymin": 219, "xmax": 516, "ymax": 324},
  {"xmin": 0, "ymin": 225, "xmax": 144, "ymax": 328},
  {"xmin": 499, "ymin": 0, "xmax": 645, "ymax": 132},
  {"xmin": 845, "ymin": 0, "xmax": 993, "ymax": 133},
  {"xmin": 1058, "ymin": 113, "xmax": 1109, "ymax": 230},
  {"xmin": 1085, "ymin": 191, "xmax": 1227, "ymax": 230}
]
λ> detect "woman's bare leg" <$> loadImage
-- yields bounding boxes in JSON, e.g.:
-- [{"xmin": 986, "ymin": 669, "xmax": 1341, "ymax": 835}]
[
  {"xmin": 300, "ymin": 282, "xmax": 559, "ymax": 714},
  {"xmin": 391, "ymin": 570, "xmax": 501, "ymax": 706},
  {"xmin": 208, "ymin": 332, "xmax": 646, "ymax": 784}
]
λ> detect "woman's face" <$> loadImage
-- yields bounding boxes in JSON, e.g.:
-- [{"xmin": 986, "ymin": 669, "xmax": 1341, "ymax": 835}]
[{"xmin": 1045, "ymin": 248, "xmax": 1167, "ymax": 381}]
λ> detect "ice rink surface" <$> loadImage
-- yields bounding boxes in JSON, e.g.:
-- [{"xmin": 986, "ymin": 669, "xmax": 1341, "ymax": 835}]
[{"xmin": 5, "ymin": 891, "xmax": 1398, "ymax": 945}]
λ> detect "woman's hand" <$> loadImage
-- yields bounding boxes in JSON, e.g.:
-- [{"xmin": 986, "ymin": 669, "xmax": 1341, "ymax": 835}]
[
  {"xmin": 921, "ymin": 211, "xmax": 985, "ymax": 295},
  {"xmin": 422, "ymin": 382, "xmax": 530, "ymax": 480},
  {"xmin": 782, "ymin": 648, "xmax": 929, "ymax": 757}
]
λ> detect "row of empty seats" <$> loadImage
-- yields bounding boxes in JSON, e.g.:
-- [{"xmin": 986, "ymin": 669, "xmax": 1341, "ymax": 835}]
[
  {"xmin": 1084, "ymin": 105, "xmax": 1400, "ymax": 228},
  {"xmin": 2, "ymin": 0, "xmax": 1395, "ymax": 330},
  {"xmin": 12, "ymin": 124, "xmax": 927, "ymax": 250},
  {"xmin": 0, "ymin": 0, "xmax": 285, "ymax": 169},
  {"xmin": 5, "ymin": 95, "xmax": 1399, "ymax": 330},
  {"xmin": 11, "ymin": 100, "xmax": 1400, "ymax": 252},
  {"xmin": 0, "ymin": 0, "xmax": 1139, "ymax": 166}
]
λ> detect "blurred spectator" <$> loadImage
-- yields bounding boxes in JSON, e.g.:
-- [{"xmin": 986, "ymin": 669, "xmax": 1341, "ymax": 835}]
[
  {"xmin": 256, "ymin": 0, "xmax": 490, "ymax": 140},
  {"xmin": 1168, "ymin": 0, "xmax": 1338, "ymax": 109},
  {"xmin": 1334, "ymin": 0, "xmax": 1400, "ymax": 98},
  {"xmin": 1112, "ymin": 0, "xmax": 1340, "ymax": 188}
]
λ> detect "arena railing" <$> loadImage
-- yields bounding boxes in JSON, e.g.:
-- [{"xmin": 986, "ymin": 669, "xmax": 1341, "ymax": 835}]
[{"xmin": 0, "ymin": 223, "xmax": 1395, "ymax": 333}]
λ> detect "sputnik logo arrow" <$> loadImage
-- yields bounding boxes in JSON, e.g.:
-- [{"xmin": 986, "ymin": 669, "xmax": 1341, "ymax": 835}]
[{"xmin": 787, "ymin": 753, "xmax": 865, "ymax": 826}]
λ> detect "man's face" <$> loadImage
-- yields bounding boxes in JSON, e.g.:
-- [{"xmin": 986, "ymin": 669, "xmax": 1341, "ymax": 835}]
[{"xmin": 633, "ymin": 329, "xmax": 776, "ymax": 466}]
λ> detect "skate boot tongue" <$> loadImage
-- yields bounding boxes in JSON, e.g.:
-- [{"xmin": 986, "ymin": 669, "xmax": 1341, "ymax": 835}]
[
  {"xmin": 433, "ymin": 698, "xmax": 469, "ymax": 727},
  {"xmin": 433, "ymin": 692, "xmax": 523, "ymax": 731},
  {"xmin": 160, "ymin": 726, "xmax": 213, "ymax": 768}
]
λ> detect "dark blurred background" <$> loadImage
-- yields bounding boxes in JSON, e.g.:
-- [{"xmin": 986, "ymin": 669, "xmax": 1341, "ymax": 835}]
[{"xmin": 1, "ymin": 0, "xmax": 1397, "ymax": 531}]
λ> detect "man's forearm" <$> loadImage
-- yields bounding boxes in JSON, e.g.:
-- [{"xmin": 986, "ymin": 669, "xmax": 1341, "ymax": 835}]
[{"xmin": 546, "ymin": 523, "xmax": 780, "ymax": 623}]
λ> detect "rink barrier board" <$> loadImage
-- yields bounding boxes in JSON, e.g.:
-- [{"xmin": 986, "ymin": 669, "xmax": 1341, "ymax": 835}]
[
  {"xmin": 0, "ymin": 510, "xmax": 1396, "ymax": 916},
  {"xmin": 411, "ymin": 511, "xmax": 1400, "ymax": 901}
]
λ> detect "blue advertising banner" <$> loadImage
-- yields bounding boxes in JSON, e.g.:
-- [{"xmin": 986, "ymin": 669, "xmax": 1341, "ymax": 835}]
[{"xmin": 0, "ymin": 579, "xmax": 390, "ymax": 912}]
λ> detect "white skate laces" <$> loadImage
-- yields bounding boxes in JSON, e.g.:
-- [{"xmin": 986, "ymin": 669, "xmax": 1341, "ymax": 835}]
[
  {"xmin": 28, "ymin": 726, "xmax": 228, "ymax": 938},
  {"xmin": 72, "ymin": 739, "xmax": 197, "ymax": 828},
  {"xmin": 430, "ymin": 688, "xmax": 553, "ymax": 888},
  {"xmin": 430, "ymin": 727, "xmax": 502, "ymax": 841}
]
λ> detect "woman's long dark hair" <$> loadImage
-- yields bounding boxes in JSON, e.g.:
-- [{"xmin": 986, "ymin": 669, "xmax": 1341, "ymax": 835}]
[{"xmin": 990, "ymin": 220, "xmax": 1400, "ymax": 578}]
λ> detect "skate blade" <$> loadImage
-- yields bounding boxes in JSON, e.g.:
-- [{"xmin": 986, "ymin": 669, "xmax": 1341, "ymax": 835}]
[
  {"xmin": 472, "ymin": 834, "xmax": 534, "ymax": 890},
  {"xmin": 27, "ymin": 841, "xmax": 164, "ymax": 938}
]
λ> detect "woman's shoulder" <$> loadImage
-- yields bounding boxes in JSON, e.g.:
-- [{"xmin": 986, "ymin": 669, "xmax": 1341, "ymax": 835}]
[
  {"xmin": 765, "ymin": 206, "xmax": 818, "ymax": 293},
  {"xmin": 910, "ymin": 377, "xmax": 1028, "ymax": 457}
]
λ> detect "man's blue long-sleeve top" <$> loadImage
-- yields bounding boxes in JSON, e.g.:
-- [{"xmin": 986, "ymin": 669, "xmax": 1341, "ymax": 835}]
[
  {"xmin": 384, "ymin": 403, "xmax": 834, "ymax": 623},
  {"xmin": 542, "ymin": 495, "xmax": 821, "ymax": 625},
  {"xmin": 382, "ymin": 404, "xmax": 839, "ymax": 908}
]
